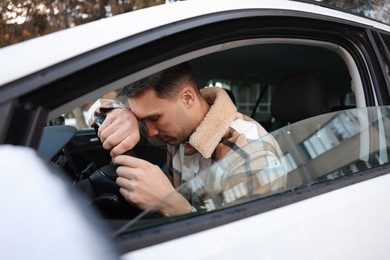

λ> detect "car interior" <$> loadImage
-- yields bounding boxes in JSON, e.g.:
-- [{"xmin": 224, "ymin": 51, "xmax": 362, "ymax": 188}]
[{"xmin": 41, "ymin": 38, "xmax": 360, "ymax": 229}]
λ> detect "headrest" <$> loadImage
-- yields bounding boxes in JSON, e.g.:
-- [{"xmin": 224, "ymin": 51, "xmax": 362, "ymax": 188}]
[{"xmin": 271, "ymin": 74, "xmax": 326, "ymax": 123}]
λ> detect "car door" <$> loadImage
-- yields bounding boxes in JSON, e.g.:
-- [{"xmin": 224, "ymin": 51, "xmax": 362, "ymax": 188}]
[
  {"xmin": 86, "ymin": 5, "xmax": 390, "ymax": 256},
  {"xmin": 1, "ymin": 1, "xmax": 390, "ymax": 258}
]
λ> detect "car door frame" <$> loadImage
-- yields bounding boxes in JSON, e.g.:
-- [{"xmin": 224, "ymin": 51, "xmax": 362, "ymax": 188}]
[{"xmin": 1, "ymin": 7, "xmax": 390, "ymax": 253}]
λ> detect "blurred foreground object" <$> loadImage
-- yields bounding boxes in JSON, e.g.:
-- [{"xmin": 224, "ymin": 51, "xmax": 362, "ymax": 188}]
[{"xmin": 0, "ymin": 145, "xmax": 118, "ymax": 260}]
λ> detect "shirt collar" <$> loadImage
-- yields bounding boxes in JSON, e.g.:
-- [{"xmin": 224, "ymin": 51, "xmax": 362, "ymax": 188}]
[{"xmin": 189, "ymin": 87, "xmax": 237, "ymax": 158}]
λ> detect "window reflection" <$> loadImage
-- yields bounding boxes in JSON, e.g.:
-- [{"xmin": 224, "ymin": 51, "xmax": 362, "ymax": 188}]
[
  {"xmin": 303, "ymin": 110, "xmax": 360, "ymax": 159},
  {"xmin": 280, "ymin": 107, "xmax": 390, "ymax": 187}
]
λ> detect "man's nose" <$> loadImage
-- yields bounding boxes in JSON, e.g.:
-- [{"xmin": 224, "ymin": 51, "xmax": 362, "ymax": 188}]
[{"xmin": 144, "ymin": 121, "xmax": 159, "ymax": 137}]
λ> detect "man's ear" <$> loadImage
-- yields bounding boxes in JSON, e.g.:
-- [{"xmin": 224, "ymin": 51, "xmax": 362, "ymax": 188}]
[{"xmin": 180, "ymin": 87, "xmax": 196, "ymax": 108}]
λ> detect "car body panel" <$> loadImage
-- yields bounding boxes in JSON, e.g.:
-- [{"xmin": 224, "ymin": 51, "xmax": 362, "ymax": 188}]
[
  {"xmin": 125, "ymin": 172, "xmax": 390, "ymax": 259},
  {"xmin": 1, "ymin": 0, "xmax": 390, "ymax": 258}
]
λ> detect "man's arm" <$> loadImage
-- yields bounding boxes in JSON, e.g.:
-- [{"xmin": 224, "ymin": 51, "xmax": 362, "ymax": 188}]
[
  {"xmin": 87, "ymin": 99, "xmax": 141, "ymax": 157},
  {"xmin": 87, "ymin": 98, "xmax": 165, "ymax": 157},
  {"xmin": 98, "ymin": 108, "xmax": 141, "ymax": 158}
]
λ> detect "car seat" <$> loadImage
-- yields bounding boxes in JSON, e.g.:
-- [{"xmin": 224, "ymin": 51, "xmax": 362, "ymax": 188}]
[{"xmin": 269, "ymin": 73, "xmax": 326, "ymax": 132}]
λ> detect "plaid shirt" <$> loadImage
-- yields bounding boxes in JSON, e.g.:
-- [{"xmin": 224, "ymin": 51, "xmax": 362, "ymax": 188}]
[{"xmin": 167, "ymin": 87, "xmax": 287, "ymax": 210}]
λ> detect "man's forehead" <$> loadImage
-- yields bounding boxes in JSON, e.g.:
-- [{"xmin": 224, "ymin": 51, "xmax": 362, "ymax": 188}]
[
  {"xmin": 128, "ymin": 88, "xmax": 155, "ymax": 105},
  {"xmin": 128, "ymin": 90, "xmax": 161, "ymax": 119}
]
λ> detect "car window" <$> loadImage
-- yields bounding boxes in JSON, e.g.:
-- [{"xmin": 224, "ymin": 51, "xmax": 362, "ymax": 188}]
[
  {"xmin": 115, "ymin": 106, "xmax": 390, "ymax": 235},
  {"xmin": 45, "ymin": 40, "xmax": 360, "ymax": 215},
  {"xmin": 40, "ymin": 35, "xmax": 376, "ymax": 245}
]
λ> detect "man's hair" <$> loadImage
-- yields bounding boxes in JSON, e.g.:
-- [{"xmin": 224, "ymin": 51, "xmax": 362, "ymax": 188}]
[{"xmin": 121, "ymin": 62, "xmax": 198, "ymax": 100}]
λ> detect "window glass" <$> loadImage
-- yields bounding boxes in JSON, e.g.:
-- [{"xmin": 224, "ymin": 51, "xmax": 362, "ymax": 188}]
[
  {"xmin": 119, "ymin": 106, "xmax": 390, "ymax": 234},
  {"xmin": 276, "ymin": 108, "xmax": 389, "ymax": 187}
]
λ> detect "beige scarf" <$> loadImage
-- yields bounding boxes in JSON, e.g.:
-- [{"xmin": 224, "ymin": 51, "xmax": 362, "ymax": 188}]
[{"xmin": 189, "ymin": 87, "xmax": 237, "ymax": 158}]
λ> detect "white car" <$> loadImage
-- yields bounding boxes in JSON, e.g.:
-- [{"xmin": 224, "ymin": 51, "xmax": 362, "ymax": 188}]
[{"xmin": 1, "ymin": 0, "xmax": 390, "ymax": 259}]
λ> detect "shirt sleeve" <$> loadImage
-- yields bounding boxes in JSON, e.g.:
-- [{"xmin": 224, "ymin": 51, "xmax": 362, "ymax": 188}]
[
  {"xmin": 86, "ymin": 98, "xmax": 125, "ymax": 127},
  {"xmin": 86, "ymin": 98, "xmax": 168, "ymax": 153}
]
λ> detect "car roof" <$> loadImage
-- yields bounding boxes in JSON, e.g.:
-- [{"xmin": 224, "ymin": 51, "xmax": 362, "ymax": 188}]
[{"xmin": 1, "ymin": 0, "xmax": 389, "ymax": 88}]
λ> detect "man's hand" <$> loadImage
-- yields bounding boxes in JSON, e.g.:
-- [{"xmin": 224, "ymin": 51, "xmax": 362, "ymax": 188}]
[
  {"xmin": 98, "ymin": 108, "xmax": 140, "ymax": 158},
  {"xmin": 114, "ymin": 155, "xmax": 192, "ymax": 216}
]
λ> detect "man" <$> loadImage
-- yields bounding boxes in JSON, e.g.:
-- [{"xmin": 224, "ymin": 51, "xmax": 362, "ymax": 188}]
[{"xmin": 89, "ymin": 62, "xmax": 286, "ymax": 217}]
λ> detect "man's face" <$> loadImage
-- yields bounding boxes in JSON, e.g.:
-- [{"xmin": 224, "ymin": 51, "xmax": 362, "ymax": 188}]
[{"xmin": 128, "ymin": 89, "xmax": 192, "ymax": 145}]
